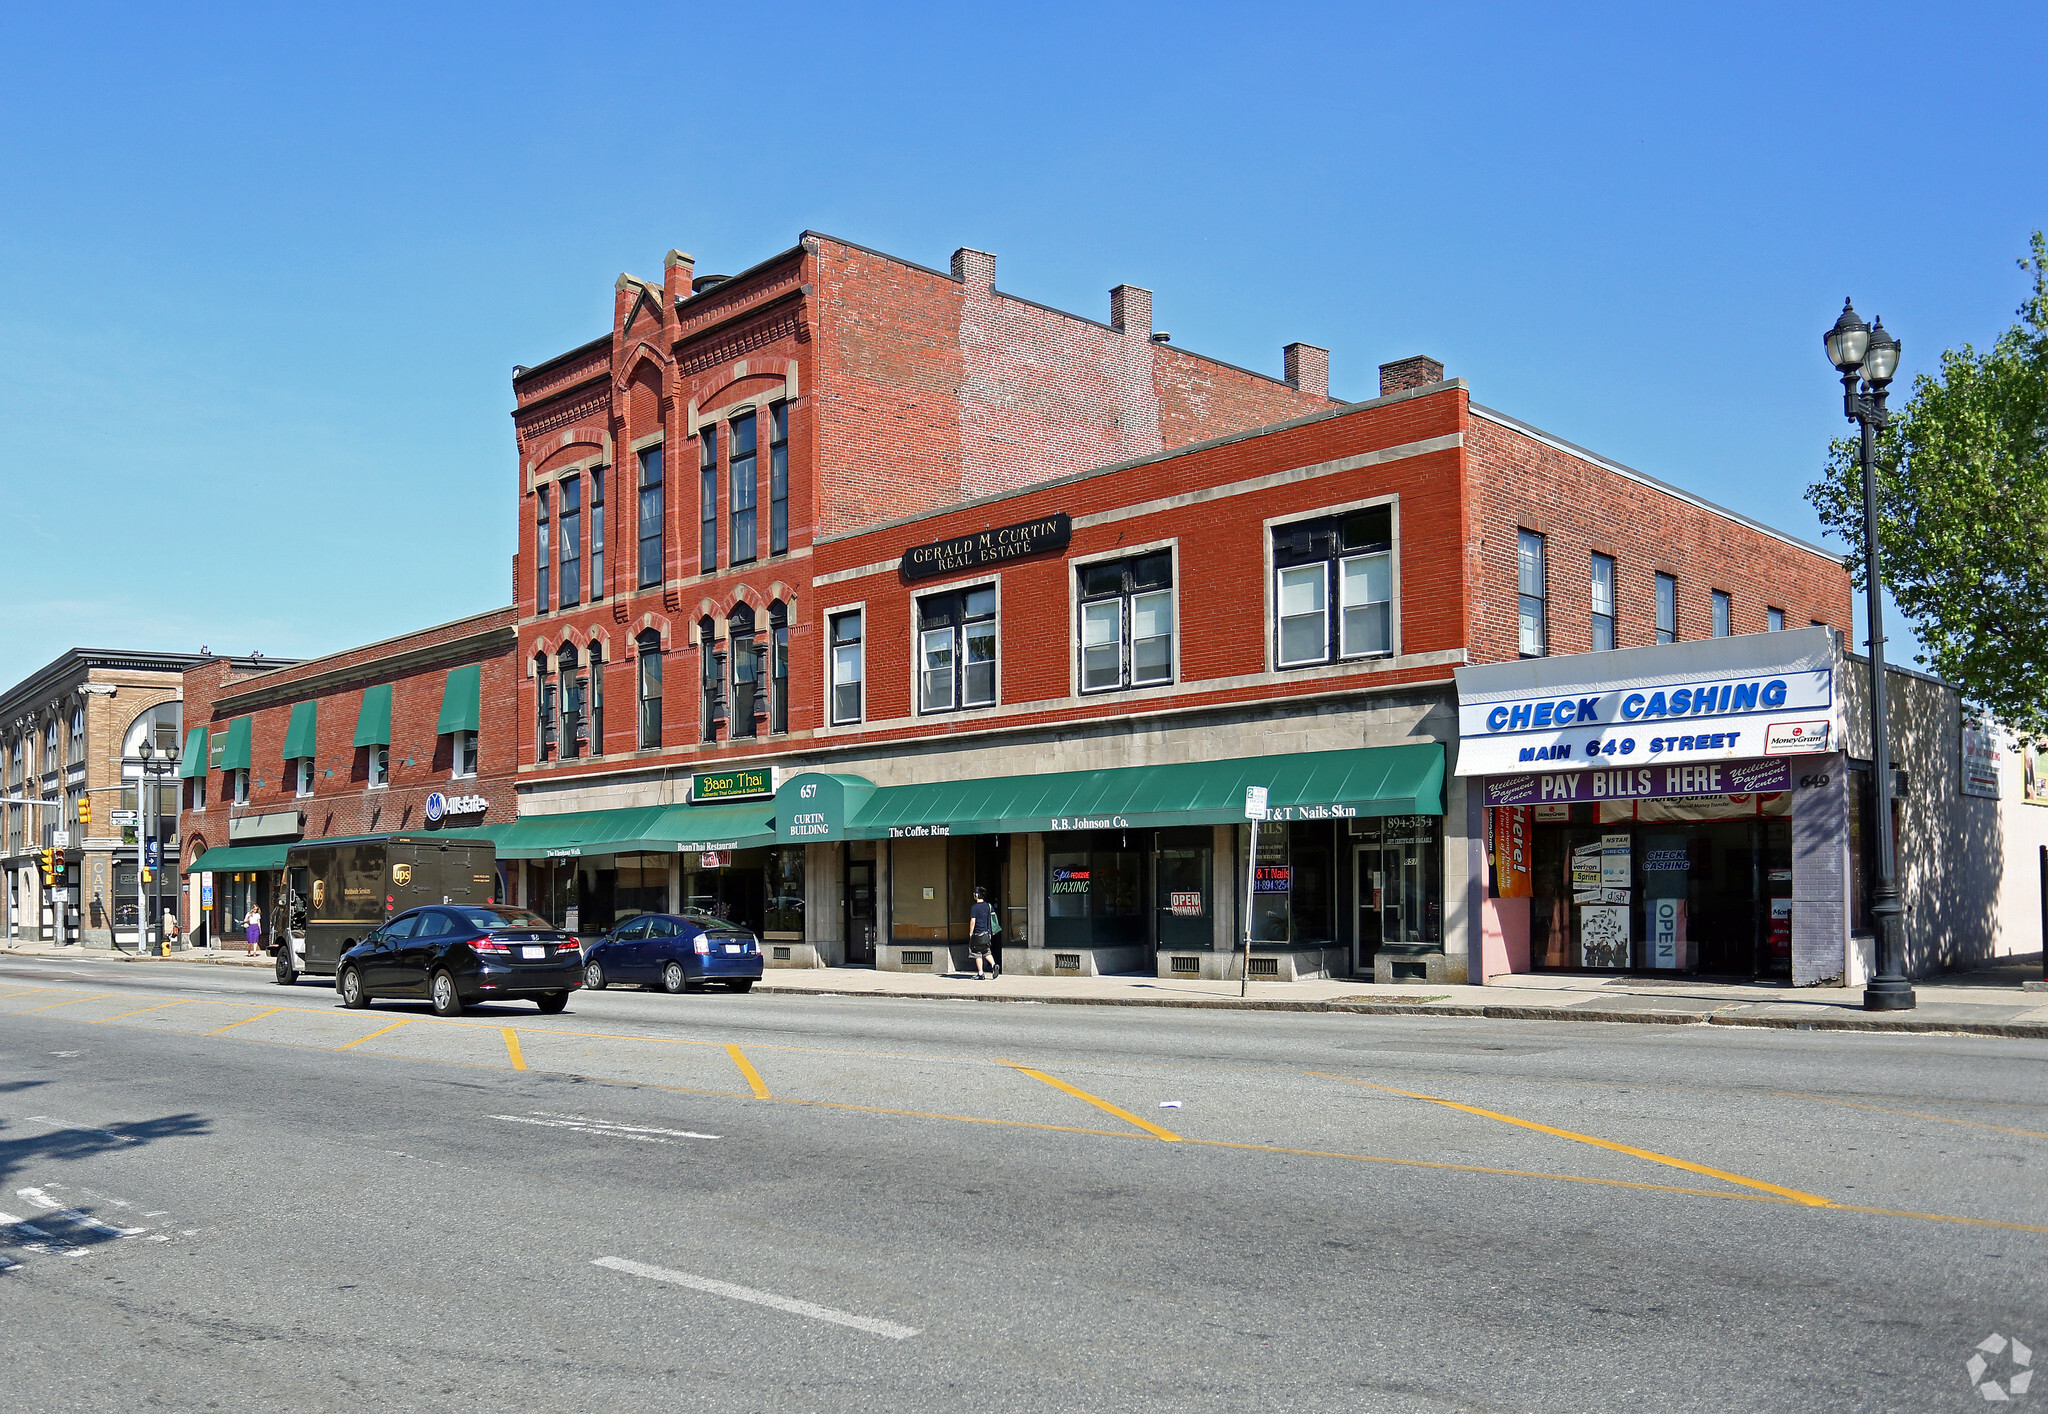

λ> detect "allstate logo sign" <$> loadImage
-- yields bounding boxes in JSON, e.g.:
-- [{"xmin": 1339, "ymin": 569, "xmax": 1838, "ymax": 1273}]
[
  {"xmin": 426, "ymin": 792, "xmax": 488, "ymax": 824},
  {"xmin": 426, "ymin": 792, "xmax": 447, "ymax": 823}
]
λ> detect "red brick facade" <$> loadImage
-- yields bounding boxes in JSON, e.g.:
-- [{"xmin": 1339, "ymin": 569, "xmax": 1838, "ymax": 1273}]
[{"xmin": 178, "ymin": 608, "xmax": 518, "ymax": 872}]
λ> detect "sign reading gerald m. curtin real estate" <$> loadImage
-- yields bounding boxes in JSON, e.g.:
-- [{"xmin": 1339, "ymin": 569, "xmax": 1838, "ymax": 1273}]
[
  {"xmin": 1452, "ymin": 626, "xmax": 1842, "ymax": 777},
  {"xmin": 900, "ymin": 513, "xmax": 1072, "ymax": 582}
]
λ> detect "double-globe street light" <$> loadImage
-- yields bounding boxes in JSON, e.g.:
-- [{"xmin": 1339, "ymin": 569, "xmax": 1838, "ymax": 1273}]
[
  {"xmin": 135, "ymin": 737, "xmax": 180, "ymax": 956},
  {"xmin": 1823, "ymin": 300, "xmax": 1914, "ymax": 1011}
]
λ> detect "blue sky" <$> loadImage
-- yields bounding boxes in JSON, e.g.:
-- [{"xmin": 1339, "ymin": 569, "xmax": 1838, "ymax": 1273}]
[{"xmin": 1, "ymin": 2, "xmax": 2041, "ymax": 690}]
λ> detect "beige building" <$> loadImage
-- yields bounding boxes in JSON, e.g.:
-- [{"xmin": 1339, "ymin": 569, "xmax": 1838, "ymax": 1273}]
[{"xmin": 2, "ymin": 649, "xmax": 264, "ymax": 948}]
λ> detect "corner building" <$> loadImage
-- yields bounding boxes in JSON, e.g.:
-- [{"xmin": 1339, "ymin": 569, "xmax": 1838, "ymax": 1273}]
[{"xmin": 504, "ymin": 230, "xmax": 1855, "ymax": 983}]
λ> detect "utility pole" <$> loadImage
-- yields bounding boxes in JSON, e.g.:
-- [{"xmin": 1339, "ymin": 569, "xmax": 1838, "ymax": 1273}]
[{"xmin": 1242, "ymin": 785, "xmax": 1268, "ymax": 998}]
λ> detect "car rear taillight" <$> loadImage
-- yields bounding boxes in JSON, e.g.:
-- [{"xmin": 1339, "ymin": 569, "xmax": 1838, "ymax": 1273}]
[
  {"xmin": 692, "ymin": 935, "xmax": 709, "ymax": 955},
  {"xmin": 470, "ymin": 935, "xmax": 511, "ymax": 955},
  {"xmin": 555, "ymin": 939, "xmax": 581, "ymax": 955}
]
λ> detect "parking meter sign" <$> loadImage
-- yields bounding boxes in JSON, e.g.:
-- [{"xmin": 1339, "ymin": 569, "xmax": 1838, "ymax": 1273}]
[{"xmin": 1244, "ymin": 786, "xmax": 1269, "ymax": 821}]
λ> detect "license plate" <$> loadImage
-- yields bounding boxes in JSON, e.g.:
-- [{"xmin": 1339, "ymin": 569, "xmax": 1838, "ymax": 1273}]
[
  {"xmin": 724, "ymin": 944, "xmax": 741, "ymax": 954},
  {"xmin": 521, "ymin": 946, "xmax": 544, "ymax": 959}
]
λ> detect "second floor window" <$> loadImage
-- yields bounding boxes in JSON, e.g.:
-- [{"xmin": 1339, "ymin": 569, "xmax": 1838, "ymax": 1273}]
[
  {"xmin": 769, "ymin": 603, "xmax": 789, "ymax": 735},
  {"xmin": 699, "ymin": 427, "xmax": 718, "ymax": 574},
  {"xmin": 232, "ymin": 768, "xmax": 250, "ymax": 804},
  {"xmin": 830, "ymin": 611, "xmax": 864, "ymax": 725},
  {"xmin": 452, "ymin": 730, "xmax": 478, "ymax": 778},
  {"xmin": 537, "ymin": 663, "xmax": 557, "ymax": 763},
  {"xmin": 293, "ymin": 758, "xmax": 315, "ymax": 797},
  {"xmin": 769, "ymin": 401, "xmax": 790, "ymax": 555},
  {"xmin": 559, "ymin": 477, "xmax": 582, "ymax": 608},
  {"xmin": 637, "ymin": 445, "xmax": 665, "ymax": 589},
  {"xmin": 1768, "ymin": 607, "xmax": 1785, "ymax": 632},
  {"xmin": 589, "ymin": 470, "xmax": 605, "ymax": 599},
  {"xmin": 730, "ymin": 412, "xmax": 758, "ymax": 565},
  {"xmin": 190, "ymin": 774, "xmax": 206, "ymax": 811},
  {"xmin": 919, "ymin": 585, "xmax": 996, "ymax": 713},
  {"xmin": 1516, "ymin": 530, "xmax": 1547, "ymax": 657},
  {"xmin": 699, "ymin": 618, "xmax": 725, "ymax": 742},
  {"xmin": 559, "ymin": 645, "xmax": 586, "ymax": 760},
  {"xmin": 367, "ymin": 746, "xmax": 388, "ymax": 789},
  {"xmin": 45, "ymin": 723, "xmax": 58, "ymax": 772},
  {"xmin": 1274, "ymin": 506, "xmax": 1393, "ymax": 668},
  {"xmin": 1079, "ymin": 552, "xmax": 1174, "ymax": 692},
  {"xmin": 1712, "ymin": 590, "xmax": 1732, "ymax": 637},
  {"xmin": 588, "ymin": 644, "xmax": 604, "ymax": 755},
  {"xmin": 534, "ymin": 486, "xmax": 550, "ymax": 614},
  {"xmin": 1656, "ymin": 573, "xmax": 1677, "ymax": 643},
  {"xmin": 1590, "ymin": 553, "xmax": 1616, "ymax": 652},
  {"xmin": 69, "ymin": 708, "xmax": 84, "ymax": 765},
  {"xmin": 637, "ymin": 631, "xmax": 663, "ymax": 749},
  {"xmin": 729, "ymin": 606, "xmax": 760, "ymax": 740}
]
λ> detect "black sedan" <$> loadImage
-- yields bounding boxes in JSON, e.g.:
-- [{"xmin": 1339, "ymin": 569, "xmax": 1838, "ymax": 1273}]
[
  {"xmin": 581, "ymin": 911, "xmax": 762, "ymax": 994},
  {"xmin": 336, "ymin": 905, "xmax": 582, "ymax": 1017}
]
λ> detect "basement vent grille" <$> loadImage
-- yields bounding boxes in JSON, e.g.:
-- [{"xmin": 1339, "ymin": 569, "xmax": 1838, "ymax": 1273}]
[
  {"xmin": 1247, "ymin": 957, "xmax": 1280, "ymax": 978},
  {"xmin": 771, "ymin": 946, "xmax": 791, "ymax": 961},
  {"xmin": 1170, "ymin": 955, "xmax": 1201, "ymax": 974},
  {"xmin": 1391, "ymin": 960, "xmax": 1428, "ymax": 981},
  {"xmin": 902, "ymin": 950, "xmax": 934, "ymax": 967},
  {"xmin": 1054, "ymin": 953, "xmax": 1082, "ymax": 971}
]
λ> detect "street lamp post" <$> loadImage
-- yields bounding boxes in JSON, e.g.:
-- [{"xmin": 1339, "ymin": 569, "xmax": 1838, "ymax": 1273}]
[
  {"xmin": 1823, "ymin": 299, "xmax": 1914, "ymax": 1011},
  {"xmin": 135, "ymin": 739, "xmax": 180, "ymax": 957}
]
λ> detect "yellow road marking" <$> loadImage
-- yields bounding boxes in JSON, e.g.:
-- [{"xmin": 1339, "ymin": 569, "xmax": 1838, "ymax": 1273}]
[
  {"xmin": 503, "ymin": 1028, "xmax": 528, "ymax": 1070},
  {"xmin": 0, "ymin": 987, "xmax": 56, "ymax": 997},
  {"xmin": 208, "ymin": 1006, "xmax": 281, "ymax": 1036},
  {"xmin": 1314, "ymin": 1072, "xmax": 1834, "ymax": 1208},
  {"xmin": 725, "ymin": 1044, "xmax": 771, "ymax": 1099},
  {"xmin": 997, "ymin": 1059, "xmax": 1182, "ymax": 1141},
  {"xmin": 94, "ymin": 999, "xmax": 194, "ymax": 1023},
  {"xmin": 12, "ymin": 992, "xmax": 119, "ymax": 1012},
  {"xmin": 1822, "ymin": 1203, "xmax": 2048, "ymax": 1235},
  {"xmin": 337, "ymin": 1019, "xmax": 410, "ymax": 1051},
  {"xmin": 1777, "ymin": 1092, "xmax": 2048, "ymax": 1140}
]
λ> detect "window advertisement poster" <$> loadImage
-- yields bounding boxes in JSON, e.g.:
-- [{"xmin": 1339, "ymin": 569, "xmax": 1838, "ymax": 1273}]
[
  {"xmin": 1600, "ymin": 833, "xmax": 1632, "ymax": 889},
  {"xmin": 1569, "ymin": 841, "xmax": 1604, "ymax": 902},
  {"xmin": 1648, "ymin": 896, "xmax": 1687, "ymax": 969},
  {"xmin": 1492, "ymin": 806, "xmax": 1533, "ymax": 898},
  {"xmin": 1960, "ymin": 724, "xmax": 2002, "ymax": 799},
  {"xmin": 1579, "ymin": 904, "xmax": 1630, "ymax": 969}
]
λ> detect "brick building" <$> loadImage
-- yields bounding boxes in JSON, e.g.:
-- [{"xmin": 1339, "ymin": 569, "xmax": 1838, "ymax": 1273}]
[
  {"xmin": 3, "ymin": 649, "xmax": 242, "ymax": 948},
  {"xmin": 177, "ymin": 609, "xmax": 516, "ymax": 951},
  {"xmin": 490, "ymin": 233, "xmax": 1866, "ymax": 984}
]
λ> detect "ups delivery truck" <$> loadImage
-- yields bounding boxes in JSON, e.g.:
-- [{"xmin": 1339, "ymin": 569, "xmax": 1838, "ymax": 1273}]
[{"xmin": 277, "ymin": 835, "xmax": 500, "ymax": 985}]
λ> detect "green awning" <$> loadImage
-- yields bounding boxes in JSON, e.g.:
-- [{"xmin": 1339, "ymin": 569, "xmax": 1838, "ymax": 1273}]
[
  {"xmin": 435, "ymin": 665, "xmax": 482, "ymax": 736},
  {"xmin": 179, "ymin": 727, "xmax": 209, "ymax": 778},
  {"xmin": 354, "ymin": 684, "xmax": 393, "ymax": 747},
  {"xmin": 488, "ymin": 802, "xmax": 778, "ymax": 860},
  {"xmin": 184, "ymin": 843, "xmax": 290, "ymax": 875},
  {"xmin": 217, "ymin": 717, "xmax": 253, "ymax": 772},
  {"xmin": 282, "ymin": 702, "xmax": 318, "ymax": 760},
  {"xmin": 783, "ymin": 744, "xmax": 1444, "ymax": 842}
]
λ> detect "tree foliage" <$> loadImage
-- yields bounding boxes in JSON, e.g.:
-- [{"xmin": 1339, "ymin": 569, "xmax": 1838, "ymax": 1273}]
[{"xmin": 1808, "ymin": 232, "xmax": 2048, "ymax": 735}]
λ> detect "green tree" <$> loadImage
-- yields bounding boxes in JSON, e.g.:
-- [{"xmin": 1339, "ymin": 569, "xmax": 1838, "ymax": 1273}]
[{"xmin": 1808, "ymin": 232, "xmax": 2048, "ymax": 735}]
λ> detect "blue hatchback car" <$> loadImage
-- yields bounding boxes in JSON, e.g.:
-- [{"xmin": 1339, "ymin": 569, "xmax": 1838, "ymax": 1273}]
[{"xmin": 581, "ymin": 911, "xmax": 763, "ymax": 994}]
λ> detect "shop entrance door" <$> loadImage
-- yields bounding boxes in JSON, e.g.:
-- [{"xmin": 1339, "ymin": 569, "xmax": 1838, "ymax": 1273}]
[
  {"xmin": 844, "ymin": 859, "xmax": 876, "ymax": 965},
  {"xmin": 1153, "ymin": 831, "xmax": 1211, "ymax": 951},
  {"xmin": 1353, "ymin": 835, "xmax": 1437, "ymax": 973},
  {"xmin": 1354, "ymin": 847, "xmax": 1386, "ymax": 973}
]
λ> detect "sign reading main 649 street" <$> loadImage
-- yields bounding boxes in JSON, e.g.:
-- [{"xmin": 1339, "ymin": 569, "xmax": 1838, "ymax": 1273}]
[{"xmin": 900, "ymin": 513, "xmax": 1072, "ymax": 582}]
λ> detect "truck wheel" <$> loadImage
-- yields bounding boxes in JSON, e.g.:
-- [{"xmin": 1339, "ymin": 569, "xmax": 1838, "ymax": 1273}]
[
  {"xmin": 339, "ymin": 966, "xmax": 369, "ymax": 1010},
  {"xmin": 276, "ymin": 946, "xmax": 299, "ymax": 987},
  {"xmin": 662, "ymin": 961, "xmax": 687, "ymax": 994},
  {"xmin": 431, "ymin": 970, "xmax": 464, "ymax": 1017},
  {"xmin": 584, "ymin": 961, "xmax": 606, "ymax": 991}
]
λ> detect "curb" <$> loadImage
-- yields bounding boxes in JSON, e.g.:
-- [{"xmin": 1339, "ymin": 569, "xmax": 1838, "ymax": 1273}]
[{"xmin": 750, "ymin": 984, "xmax": 2048, "ymax": 1041}]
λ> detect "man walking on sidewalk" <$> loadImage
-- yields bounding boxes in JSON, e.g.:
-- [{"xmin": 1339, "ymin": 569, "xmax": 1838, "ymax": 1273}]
[{"xmin": 967, "ymin": 888, "xmax": 997, "ymax": 980}]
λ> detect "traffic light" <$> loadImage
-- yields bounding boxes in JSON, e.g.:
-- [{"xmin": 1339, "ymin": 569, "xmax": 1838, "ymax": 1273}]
[
  {"xmin": 51, "ymin": 852, "xmax": 66, "ymax": 883},
  {"xmin": 38, "ymin": 849, "xmax": 53, "ymax": 885},
  {"xmin": 78, "ymin": 795, "xmax": 90, "ymax": 825}
]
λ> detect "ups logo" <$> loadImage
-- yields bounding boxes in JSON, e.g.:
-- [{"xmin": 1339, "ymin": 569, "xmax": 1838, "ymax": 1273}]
[
  {"xmin": 392, "ymin": 863, "xmax": 414, "ymax": 887},
  {"xmin": 312, "ymin": 880, "xmax": 326, "ymax": 908}
]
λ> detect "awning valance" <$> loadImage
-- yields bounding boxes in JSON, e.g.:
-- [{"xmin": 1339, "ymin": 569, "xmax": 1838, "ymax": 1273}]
[
  {"xmin": 179, "ymin": 727, "xmax": 209, "ymax": 779},
  {"xmin": 436, "ymin": 665, "xmax": 482, "ymax": 736},
  {"xmin": 217, "ymin": 717, "xmax": 253, "ymax": 773},
  {"xmin": 777, "ymin": 744, "xmax": 1445, "ymax": 843},
  {"xmin": 282, "ymin": 701, "xmax": 318, "ymax": 760},
  {"xmin": 354, "ymin": 684, "xmax": 393, "ymax": 748},
  {"xmin": 184, "ymin": 843, "xmax": 289, "ymax": 875},
  {"xmin": 487, "ymin": 802, "xmax": 778, "ymax": 860}
]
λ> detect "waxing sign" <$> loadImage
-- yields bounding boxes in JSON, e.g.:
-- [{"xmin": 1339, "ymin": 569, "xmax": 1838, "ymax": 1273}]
[{"xmin": 900, "ymin": 513, "xmax": 1072, "ymax": 582}]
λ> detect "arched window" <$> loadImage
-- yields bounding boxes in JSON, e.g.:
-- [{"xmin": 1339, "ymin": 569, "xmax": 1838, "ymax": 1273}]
[
  {"xmin": 768, "ymin": 601, "xmax": 790, "ymax": 735},
  {"xmin": 728, "ymin": 604, "xmax": 759, "ymax": 740},
  {"xmin": 558, "ymin": 644, "xmax": 584, "ymax": 760},
  {"xmin": 698, "ymin": 617, "xmax": 722, "ymax": 743},
  {"xmin": 588, "ymin": 641, "xmax": 605, "ymax": 756},
  {"xmin": 637, "ymin": 631, "xmax": 663, "ymax": 750},
  {"xmin": 535, "ymin": 652, "xmax": 557, "ymax": 762}
]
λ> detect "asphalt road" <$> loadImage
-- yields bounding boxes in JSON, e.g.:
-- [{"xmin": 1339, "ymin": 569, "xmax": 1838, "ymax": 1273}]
[{"xmin": 2, "ymin": 955, "xmax": 2044, "ymax": 1413}]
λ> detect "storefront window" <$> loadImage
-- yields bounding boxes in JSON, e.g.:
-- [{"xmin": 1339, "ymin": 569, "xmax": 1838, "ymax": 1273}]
[
  {"xmin": 765, "ymin": 846, "xmax": 804, "ymax": 937},
  {"xmin": 613, "ymin": 853, "xmax": 669, "ymax": 922},
  {"xmin": 1045, "ymin": 830, "xmax": 1143, "ymax": 947},
  {"xmin": 1249, "ymin": 821, "xmax": 1344, "ymax": 944}
]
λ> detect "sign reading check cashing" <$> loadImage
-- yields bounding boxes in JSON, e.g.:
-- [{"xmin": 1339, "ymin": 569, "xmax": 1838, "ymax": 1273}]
[{"xmin": 900, "ymin": 513, "xmax": 1072, "ymax": 583}]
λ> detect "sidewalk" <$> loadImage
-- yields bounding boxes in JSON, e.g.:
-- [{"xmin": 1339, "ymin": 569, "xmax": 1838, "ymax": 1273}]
[{"xmin": 6, "ymin": 939, "xmax": 2043, "ymax": 1038}]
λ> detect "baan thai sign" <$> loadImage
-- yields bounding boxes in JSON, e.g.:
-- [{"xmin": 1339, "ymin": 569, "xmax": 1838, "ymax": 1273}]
[{"xmin": 900, "ymin": 513, "xmax": 1072, "ymax": 582}]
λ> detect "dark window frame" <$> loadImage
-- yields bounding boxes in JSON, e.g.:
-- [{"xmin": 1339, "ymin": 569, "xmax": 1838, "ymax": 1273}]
[
  {"xmin": 589, "ymin": 468, "xmax": 606, "ymax": 601},
  {"xmin": 534, "ymin": 485, "xmax": 551, "ymax": 615},
  {"xmin": 698, "ymin": 427, "xmax": 718, "ymax": 575},
  {"xmin": 1077, "ymin": 550, "xmax": 1176, "ymax": 694},
  {"xmin": 1656, "ymin": 573, "xmax": 1677, "ymax": 643},
  {"xmin": 1590, "ymin": 552, "xmax": 1616, "ymax": 652},
  {"xmin": 768, "ymin": 401, "xmax": 790, "ymax": 556},
  {"xmin": 1711, "ymin": 589, "xmax": 1732, "ymax": 638},
  {"xmin": 636, "ymin": 631, "xmax": 663, "ymax": 750},
  {"xmin": 1516, "ymin": 529, "xmax": 1546, "ymax": 658},
  {"xmin": 829, "ymin": 609, "xmax": 864, "ymax": 726},
  {"xmin": 730, "ymin": 411, "xmax": 758, "ymax": 567},
  {"xmin": 558, "ymin": 477, "xmax": 582, "ymax": 609},
  {"xmin": 637, "ymin": 444, "xmax": 665, "ymax": 590},
  {"xmin": 1272, "ymin": 506, "xmax": 1395, "ymax": 669},
  {"xmin": 917, "ymin": 584, "xmax": 998, "ymax": 714}
]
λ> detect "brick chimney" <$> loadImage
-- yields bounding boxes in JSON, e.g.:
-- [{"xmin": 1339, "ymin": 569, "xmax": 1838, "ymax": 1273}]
[
  {"xmin": 1284, "ymin": 343, "xmax": 1330, "ymax": 399},
  {"xmin": 664, "ymin": 249, "xmax": 695, "ymax": 306},
  {"xmin": 1379, "ymin": 355, "xmax": 1445, "ymax": 396},
  {"xmin": 1110, "ymin": 284, "xmax": 1153, "ymax": 337},
  {"xmin": 951, "ymin": 247, "xmax": 997, "ymax": 291}
]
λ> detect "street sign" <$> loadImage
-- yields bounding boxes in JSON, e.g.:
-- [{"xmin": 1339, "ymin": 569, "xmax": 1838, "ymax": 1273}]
[
  {"xmin": 110, "ymin": 809, "xmax": 140, "ymax": 827},
  {"xmin": 1244, "ymin": 786, "xmax": 1269, "ymax": 821},
  {"xmin": 144, "ymin": 840, "xmax": 160, "ymax": 867},
  {"xmin": 52, "ymin": 830, "xmax": 71, "ymax": 848}
]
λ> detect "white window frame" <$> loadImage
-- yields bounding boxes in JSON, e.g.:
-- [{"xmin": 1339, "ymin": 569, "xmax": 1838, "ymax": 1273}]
[
  {"xmin": 293, "ymin": 757, "xmax": 315, "ymax": 798},
  {"xmin": 367, "ymin": 745, "xmax": 389, "ymax": 790},
  {"xmin": 1263, "ymin": 497, "xmax": 1401, "ymax": 671},
  {"xmin": 827, "ymin": 605, "xmax": 866, "ymax": 726},
  {"xmin": 1071, "ymin": 540, "xmax": 1179, "ymax": 695},
  {"xmin": 1517, "ymin": 529, "xmax": 1547, "ymax": 658},
  {"xmin": 1711, "ymin": 589, "xmax": 1732, "ymax": 638},
  {"xmin": 1590, "ymin": 552, "xmax": 1616, "ymax": 652},
  {"xmin": 910, "ymin": 580, "xmax": 1000, "ymax": 716},
  {"xmin": 451, "ymin": 731, "xmax": 477, "ymax": 780},
  {"xmin": 1767, "ymin": 607, "xmax": 1785, "ymax": 632},
  {"xmin": 232, "ymin": 768, "xmax": 249, "ymax": 806},
  {"xmin": 192, "ymin": 773, "xmax": 206, "ymax": 812}
]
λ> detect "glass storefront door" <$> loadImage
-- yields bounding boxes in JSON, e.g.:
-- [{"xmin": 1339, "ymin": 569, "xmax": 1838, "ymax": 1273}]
[
  {"xmin": 1351, "ymin": 815, "xmax": 1443, "ymax": 974},
  {"xmin": 1152, "ymin": 827, "xmax": 1211, "ymax": 950},
  {"xmin": 845, "ymin": 856, "xmax": 876, "ymax": 964}
]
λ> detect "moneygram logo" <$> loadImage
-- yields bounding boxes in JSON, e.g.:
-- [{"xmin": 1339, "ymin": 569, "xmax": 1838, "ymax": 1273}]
[{"xmin": 1967, "ymin": 1333, "xmax": 2032, "ymax": 1402}]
